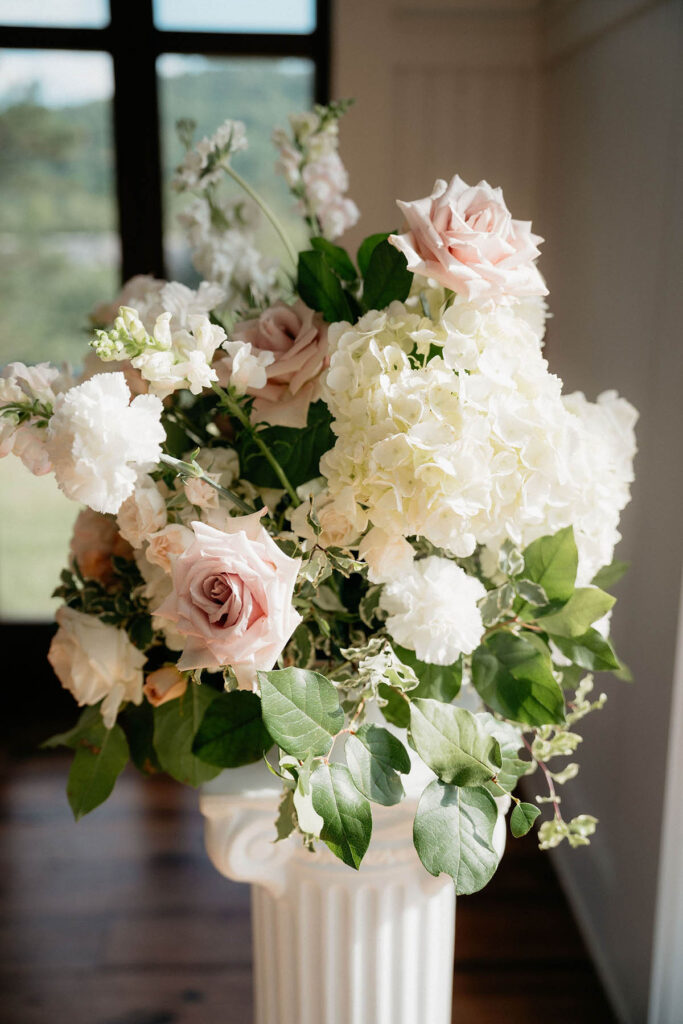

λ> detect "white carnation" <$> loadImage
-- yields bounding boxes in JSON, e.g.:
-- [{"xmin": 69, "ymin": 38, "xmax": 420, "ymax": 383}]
[
  {"xmin": 380, "ymin": 556, "xmax": 486, "ymax": 665},
  {"xmin": 48, "ymin": 606, "xmax": 146, "ymax": 728},
  {"xmin": 46, "ymin": 373, "xmax": 164, "ymax": 514}
]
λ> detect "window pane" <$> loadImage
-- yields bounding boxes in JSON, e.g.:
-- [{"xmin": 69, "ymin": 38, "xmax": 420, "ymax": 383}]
[
  {"xmin": 153, "ymin": 0, "xmax": 315, "ymax": 34},
  {"xmin": 0, "ymin": 0, "xmax": 109, "ymax": 27},
  {"xmin": 158, "ymin": 54, "xmax": 314, "ymax": 282},
  {"xmin": 0, "ymin": 50, "xmax": 118, "ymax": 619}
]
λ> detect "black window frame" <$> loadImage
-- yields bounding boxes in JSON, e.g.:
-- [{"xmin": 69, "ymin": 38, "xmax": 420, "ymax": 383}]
[{"xmin": 0, "ymin": 0, "xmax": 331, "ymax": 722}]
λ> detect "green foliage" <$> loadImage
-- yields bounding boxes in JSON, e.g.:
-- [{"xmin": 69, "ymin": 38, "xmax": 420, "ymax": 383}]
[
  {"xmin": 536, "ymin": 587, "xmax": 615, "ymax": 638},
  {"xmin": 538, "ymin": 813, "xmax": 597, "ymax": 850},
  {"xmin": 409, "ymin": 700, "xmax": 502, "ymax": 786},
  {"xmin": 522, "ymin": 527, "xmax": 578, "ymax": 604},
  {"xmin": 236, "ymin": 399, "xmax": 334, "ymax": 489},
  {"xmin": 377, "ymin": 682, "xmax": 411, "ymax": 729},
  {"xmin": 472, "ymin": 632, "xmax": 565, "ymax": 726},
  {"xmin": 510, "ymin": 802, "xmax": 541, "ymax": 838},
  {"xmin": 66, "ymin": 720, "xmax": 129, "ymax": 820},
  {"xmin": 552, "ymin": 628, "xmax": 620, "ymax": 672},
  {"xmin": 310, "ymin": 237, "xmax": 357, "ymax": 282},
  {"xmin": 477, "ymin": 713, "xmax": 530, "ymax": 795},
  {"xmin": 413, "ymin": 780, "xmax": 501, "ymax": 895},
  {"xmin": 310, "ymin": 762, "xmax": 372, "ymax": 869},
  {"xmin": 274, "ymin": 787, "xmax": 297, "ymax": 842},
  {"xmin": 153, "ymin": 684, "xmax": 222, "ymax": 787},
  {"xmin": 357, "ymin": 232, "xmax": 391, "ymax": 277},
  {"xmin": 361, "ymin": 239, "xmax": 413, "ymax": 312},
  {"xmin": 394, "ymin": 645, "xmax": 462, "ymax": 703},
  {"xmin": 591, "ymin": 559, "xmax": 630, "ymax": 590},
  {"xmin": 345, "ymin": 723, "xmax": 410, "ymax": 806},
  {"xmin": 298, "ymin": 250, "xmax": 354, "ymax": 323},
  {"xmin": 119, "ymin": 701, "xmax": 161, "ymax": 775},
  {"xmin": 258, "ymin": 666, "xmax": 344, "ymax": 759},
  {"xmin": 192, "ymin": 690, "xmax": 273, "ymax": 768},
  {"xmin": 43, "ymin": 704, "xmax": 104, "ymax": 749},
  {"xmin": 53, "ymin": 557, "xmax": 155, "ymax": 650}
]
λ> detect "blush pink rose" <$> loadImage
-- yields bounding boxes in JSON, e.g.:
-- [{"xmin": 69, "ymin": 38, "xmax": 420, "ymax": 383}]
[
  {"xmin": 154, "ymin": 513, "xmax": 301, "ymax": 686},
  {"xmin": 215, "ymin": 301, "xmax": 328, "ymax": 428},
  {"xmin": 389, "ymin": 175, "xmax": 547, "ymax": 304}
]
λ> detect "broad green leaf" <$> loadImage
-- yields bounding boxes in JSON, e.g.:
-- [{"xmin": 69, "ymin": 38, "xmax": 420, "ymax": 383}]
[
  {"xmin": 523, "ymin": 527, "xmax": 578, "ymax": 603},
  {"xmin": 67, "ymin": 721, "xmax": 129, "ymax": 820},
  {"xmin": 413, "ymin": 780, "xmax": 501, "ymax": 895},
  {"xmin": 119, "ymin": 701, "xmax": 161, "ymax": 774},
  {"xmin": 472, "ymin": 632, "xmax": 566, "ymax": 726},
  {"xmin": 477, "ymin": 712, "xmax": 530, "ymax": 795},
  {"xmin": 42, "ymin": 704, "xmax": 103, "ymax": 749},
  {"xmin": 395, "ymin": 645, "xmax": 462, "ymax": 703},
  {"xmin": 310, "ymin": 237, "xmax": 357, "ymax": 282},
  {"xmin": 537, "ymin": 588, "xmax": 615, "ymax": 639},
  {"xmin": 409, "ymin": 699, "xmax": 502, "ymax": 786},
  {"xmin": 377, "ymin": 682, "xmax": 410, "ymax": 728},
  {"xmin": 258, "ymin": 667, "xmax": 344, "ymax": 759},
  {"xmin": 345, "ymin": 724, "xmax": 410, "ymax": 806},
  {"xmin": 192, "ymin": 690, "xmax": 273, "ymax": 767},
  {"xmin": 153, "ymin": 684, "xmax": 222, "ymax": 787},
  {"xmin": 510, "ymin": 801, "xmax": 541, "ymax": 838},
  {"xmin": 552, "ymin": 628, "xmax": 620, "ymax": 672},
  {"xmin": 297, "ymin": 250, "xmax": 353, "ymax": 322},
  {"xmin": 591, "ymin": 559, "xmax": 630, "ymax": 590},
  {"xmin": 310, "ymin": 762, "xmax": 372, "ymax": 869},
  {"xmin": 237, "ymin": 399, "xmax": 334, "ymax": 489},
  {"xmin": 361, "ymin": 239, "xmax": 413, "ymax": 311},
  {"xmin": 357, "ymin": 231, "xmax": 391, "ymax": 277},
  {"xmin": 275, "ymin": 788, "xmax": 297, "ymax": 842}
]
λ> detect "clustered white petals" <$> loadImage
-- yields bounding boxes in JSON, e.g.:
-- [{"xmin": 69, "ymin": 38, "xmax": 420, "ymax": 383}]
[
  {"xmin": 0, "ymin": 361, "xmax": 72, "ymax": 475},
  {"xmin": 380, "ymin": 556, "xmax": 486, "ymax": 665},
  {"xmin": 172, "ymin": 119, "xmax": 248, "ymax": 192}
]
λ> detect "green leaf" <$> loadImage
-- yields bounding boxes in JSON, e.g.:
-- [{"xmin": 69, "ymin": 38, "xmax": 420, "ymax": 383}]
[
  {"xmin": 310, "ymin": 762, "xmax": 372, "ymax": 868},
  {"xmin": 510, "ymin": 801, "xmax": 541, "ymax": 838},
  {"xmin": 394, "ymin": 645, "xmax": 462, "ymax": 703},
  {"xmin": 275, "ymin": 787, "xmax": 297, "ymax": 842},
  {"xmin": 361, "ymin": 239, "xmax": 413, "ymax": 312},
  {"xmin": 357, "ymin": 231, "xmax": 391, "ymax": 277},
  {"xmin": 119, "ymin": 701, "xmax": 161, "ymax": 774},
  {"xmin": 591, "ymin": 559, "xmax": 630, "ymax": 590},
  {"xmin": 345, "ymin": 724, "xmax": 410, "ymax": 806},
  {"xmin": 523, "ymin": 527, "xmax": 578, "ymax": 603},
  {"xmin": 377, "ymin": 682, "xmax": 410, "ymax": 729},
  {"xmin": 409, "ymin": 699, "xmax": 502, "ymax": 786},
  {"xmin": 153, "ymin": 684, "xmax": 222, "ymax": 787},
  {"xmin": 553, "ymin": 627, "xmax": 620, "ymax": 672},
  {"xmin": 310, "ymin": 237, "xmax": 357, "ymax": 282},
  {"xmin": 258, "ymin": 667, "xmax": 344, "ymax": 759},
  {"xmin": 537, "ymin": 588, "xmax": 615, "ymax": 639},
  {"xmin": 297, "ymin": 250, "xmax": 353, "ymax": 323},
  {"xmin": 477, "ymin": 712, "xmax": 530, "ymax": 796},
  {"xmin": 413, "ymin": 780, "xmax": 501, "ymax": 895},
  {"xmin": 359, "ymin": 584, "xmax": 384, "ymax": 628},
  {"xmin": 42, "ymin": 704, "xmax": 103, "ymax": 749},
  {"xmin": 237, "ymin": 399, "xmax": 334, "ymax": 489},
  {"xmin": 67, "ymin": 722, "xmax": 129, "ymax": 820},
  {"xmin": 472, "ymin": 632, "xmax": 566, "ymax": 726},
  {"xmin": 192, "ymin": 690, "xmax": 273, "ymax": 767},
  {"xmin": 515, "ymin": 580, "xmax": 549, "ymax": 607}
]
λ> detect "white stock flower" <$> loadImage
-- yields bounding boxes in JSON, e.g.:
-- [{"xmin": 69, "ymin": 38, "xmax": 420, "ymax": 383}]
[
  {"xmin": 48, "ymin": 606, "xmax": 146, "ymax": 727},
  {"xmin": 380, "ymin": 556, "xmax": 486, "ymax": 665},
  {"xmin": 116, "ymin": 475, "xmax": 168, "ymax": 548},
  {"xmin": 0, "ymin": 361, "xmax": 72, "ymax": 475},
  {"xmin": 173, "ymin": 119, "xmax": 248, "ymax": 192},
  {"xmin": 221, "ymin": 339, "xmax": 275, "ymax": 394},
  {"xmin": 46, "ymin": 373, "xmax": 164, "ymax": 515}
]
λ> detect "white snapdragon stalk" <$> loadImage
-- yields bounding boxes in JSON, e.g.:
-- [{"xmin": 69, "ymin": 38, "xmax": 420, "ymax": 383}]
[
  {"xmin": 0, "ymin": 361, "xmax": 72, "ymax": 475},
  {"xmin": 172, "ymin": 118, "xmax": 248, "ymax": 193}
]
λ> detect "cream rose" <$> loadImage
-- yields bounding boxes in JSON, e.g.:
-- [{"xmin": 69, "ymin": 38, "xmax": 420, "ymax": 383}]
[
  {"xmin": 389, "ymin": 175, "xmax": 547, "ymax": 304},
  {"xmin": 117, "ymin": 476, "xmax": 168, "ymax": 548},
  {"xmin": 153, "ymin": 513, "xmax": 301, "ymax": 684},
  {"xmin": 215, "ymin": 301, "xmax": 328, "ymax": 428},
  {"xmin": 145, "ymin": 523, "xmax": 194, "ymax": 574},
  {"xmin": 143, "ymin": 665, "xmax": 188, "ymax": 707},
  {"xmin": 289, "ymin": 482, "xmax": 367, "ymax": 549},
  {"xmin": 48, "ymin": 606, "xmax": 146, "ymax": 727}
]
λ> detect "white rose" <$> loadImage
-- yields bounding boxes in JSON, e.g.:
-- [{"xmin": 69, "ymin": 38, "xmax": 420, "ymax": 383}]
[
  {"xmin": 48, "ymin": 606, "xmax": 146, "ymax": 727},
  {"xmin": 117, "ymin": 476, "xmax": 168, "ymax": 548},
  {"xmin": 380, "ymin": 556, "xmax": 486, "ymax": 665},
  {"xmin": 289, "ymin": 483, "xmax": 366, "ymax": 549},
  {"xmin": 46, "ymin": 373, "xmax": 164, "ymax": 515}
]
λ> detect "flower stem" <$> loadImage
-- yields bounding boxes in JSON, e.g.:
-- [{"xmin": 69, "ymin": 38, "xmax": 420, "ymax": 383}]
[
  {"xmin": 211, "ymin": 383, "xmax": 301, "ymax": 506},
  {"xmin": 159, "ymin": 453, "xmax": 257, "ymax": 516},
  {"xmin": 223, "ymin": 164, "xmax": 298, "ymax": 269}
]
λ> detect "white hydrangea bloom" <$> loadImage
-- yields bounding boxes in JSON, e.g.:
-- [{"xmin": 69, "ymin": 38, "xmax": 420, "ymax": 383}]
[
  {"xmin": 46, "ymin": 373, "xmax": 165, "ymax": 515},
  {"xmin": 380, "ymin": 556, "xmax": 486, "ymax": 665},
  {"xmin": 322, "ymin": 297, "xmax": 637, "ymax": 580}
]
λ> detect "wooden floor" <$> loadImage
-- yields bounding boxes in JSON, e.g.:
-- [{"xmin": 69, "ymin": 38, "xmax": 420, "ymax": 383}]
[{"xmin": 0, "ymin": 752, "xmax": 616, "ymax": 1024}]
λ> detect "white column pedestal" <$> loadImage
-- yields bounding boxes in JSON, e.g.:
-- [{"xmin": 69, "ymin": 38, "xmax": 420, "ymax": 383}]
[{"xmin": 200, "ymin": 761, "xmax": 507, "ymax": 1024}]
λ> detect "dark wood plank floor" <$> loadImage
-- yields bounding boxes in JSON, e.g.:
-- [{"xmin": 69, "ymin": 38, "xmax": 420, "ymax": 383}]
[{"xmin": 0, "ymin": 752, "xmax": 615, "ymax": 1024}]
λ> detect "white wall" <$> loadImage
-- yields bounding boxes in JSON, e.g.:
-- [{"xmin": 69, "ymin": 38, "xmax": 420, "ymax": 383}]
[{"xmin": 333, "ymin": 1, "xmax": 683, "ymax": 1020}]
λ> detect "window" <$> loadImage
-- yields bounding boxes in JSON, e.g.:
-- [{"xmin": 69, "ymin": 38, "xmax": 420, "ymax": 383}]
[{"xmin": 0, "ymin": 0, "xmax": 329, "ymax": 622}]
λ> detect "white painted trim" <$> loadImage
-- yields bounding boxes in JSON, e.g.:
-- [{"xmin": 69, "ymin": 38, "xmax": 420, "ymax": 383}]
[{"xmin": 649, "ymin": 564, "xmax": 683, "ymax": 1023}]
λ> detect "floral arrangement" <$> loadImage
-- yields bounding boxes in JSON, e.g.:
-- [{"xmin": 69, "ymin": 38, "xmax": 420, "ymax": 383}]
[{"xmin": 1, "ymin": 103, "xmax": 637, "ymax": 893}]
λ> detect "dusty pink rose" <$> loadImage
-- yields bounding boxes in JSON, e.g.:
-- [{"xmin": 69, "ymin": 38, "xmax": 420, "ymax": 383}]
[
  {"xmin": 389, "ymin": 175, "xmax": 547, "ymax": 304},
  {"xmin": 143, "ymin": 666, "xmax": 188, "ymax": 707},
  {"xmin": 154, "ymin": 513, "xmax": 301, "ymax": 685},
  {"xmin": 215, "ymin": 301, "xmax": 328, "ymax": 428}
]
